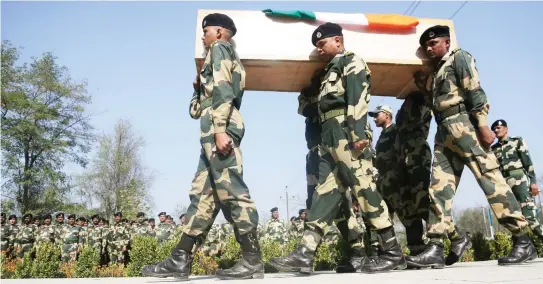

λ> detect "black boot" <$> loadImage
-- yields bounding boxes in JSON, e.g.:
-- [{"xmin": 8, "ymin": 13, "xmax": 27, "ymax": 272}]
[
  {"xmin": 407, "ymin": 244, "xmax": 426, "ymax": 256},
  {"xmin": 497, "ymin": 234, "xmax": 538, "ymax": 265},
  {"xmin": 445, "ymin": 231, "xmax": 472, "ymax": 266},
  {"xmin": 269, "ymin": 245, "xmax": 315, "ymax": 274},
  {"xmin": 216, "ymin": 231, "xmax": 264, "ymax": 280},
  {"xmin": 405, "ymin": 242, "xmax": 445, "ymax": 269},
  {"xmin": 336, "ymin": 247, "xmax": 367, "ymax": 273},
  {"xmin": 360, "ymin": 226, "xmax": 407, "ymax": 273},
  {"xmin": 141, "ymin": 248, "xmax": 192, "ymax": 280}
]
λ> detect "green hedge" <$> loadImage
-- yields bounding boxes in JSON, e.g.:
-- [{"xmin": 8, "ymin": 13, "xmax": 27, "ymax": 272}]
[{"xmin": 1, "ymin": 232, "xmax": 541, "ymax": 279}]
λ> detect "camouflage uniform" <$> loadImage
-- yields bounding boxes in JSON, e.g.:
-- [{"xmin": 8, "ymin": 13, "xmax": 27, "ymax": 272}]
[
  {"xmin": 155, "ymin": 221, "xmax": 175, "ymax": 244},
  {"xmin": 183, "ymin": 39, "xmax": 259, "ymax": 248},
  {"xmin": 1, "ymin": 215, "xmax": 9, "ymax": 252},
  {"xmin": 322, "ymin": 223, "xmax": 340, "ymax": 247},
  {"xmin": 108, "ymin": 220, "xmax": 130, "ymax": 264},
  {"xmin": 61, "ymin": 223, "xmax": 81, "ymax": 262},
  {"xmin": 35, "ymin": 223, "xmax": 55, "ymax": 250},
  {"xmin": 264, "ymin": 218, "xmax": 287, "ymax": 244},
  {"xmin": 15, "ymin": 221, "xmax": 37, "ymax": 258},
  {"xmin": 492, "ymin": 134, "xmax": 542, "ymax": 239},
  {"xmin": 87, "ymin": 224, "xmax": 105, "ymax": 253},
  {"xmin": 298, "ymin": 51, "xmax": 392, "ymax": 252},
  {"xmin": 425, "ymin": 48, "xmax": 527, "ymax": 240},
  {"xmin": 7, "ymin": 219, "xmax": 19, "ymax": 257},
  {"xmin": 288, "ymin": 218, "xmax": 305, "ymax": 241},
  {"xmin": 132, "ymin": 217, "xmax": 154, "ymax": 238},
  {"xmin": 200, "ymin": 224, "xmax": 221, "ymax": 256}
]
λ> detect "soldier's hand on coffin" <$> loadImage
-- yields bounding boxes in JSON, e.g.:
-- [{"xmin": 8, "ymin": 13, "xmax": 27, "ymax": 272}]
[
  {"xmin": 530, "ymin": 184, "xmax": 540, "ymax": 197},
  {"xmin": 215, "ymin": 133, "xmax": 233, "ymax": 155},
  {"xmin": 352, "ymin": 139, "xmax": 369, "ymax": 151},
  {"xmin": 477, "ymin": 126, "xmax": 495, "ymax": 149}
]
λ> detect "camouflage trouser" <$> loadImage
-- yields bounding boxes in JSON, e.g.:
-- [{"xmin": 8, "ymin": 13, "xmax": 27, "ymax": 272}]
[
  {"xmin": 505, "ymin": 173, "xmax": 543, "ymax": 238},
  {"xmin": 16, "ymin": 243, "xmax": 33, "ymax": 258},
  {"xmin": 302, "ymin": 116, "xmax": 392, "ymax": 251},
  {"xmin": 1, "ymin": 240, "xmax": 8, "ymax": 251},
  {"xmin": 306, "ymin": 146, "xmax": 366, "ymax": 250},
  {"xmin": 61, "ymin": 243, "xmax": 78, "ymax": 262},
  {"xmin": 427, "ymin": 114, "xmax": 527, "ymax": 241},
  {"xmin": 108, "ymin": 241, "xmax": 124, "ymax": 264},
  {"xmin": 182, "ymin": 107, "xmax": 258, "ymax": 246}
]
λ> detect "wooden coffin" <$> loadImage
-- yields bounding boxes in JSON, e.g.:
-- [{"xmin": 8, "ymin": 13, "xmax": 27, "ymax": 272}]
[{"xmin": 194, "ymin": 9, "xmax": 458, "ymax": 98}]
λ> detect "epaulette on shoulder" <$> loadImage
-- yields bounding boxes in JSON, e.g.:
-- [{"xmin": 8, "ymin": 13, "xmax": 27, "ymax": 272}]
[{"xmin": 510, "ymin": 136, "xmax": 521, "ymax": 141}]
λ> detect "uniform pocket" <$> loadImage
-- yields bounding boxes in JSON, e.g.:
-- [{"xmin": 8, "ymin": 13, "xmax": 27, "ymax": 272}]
[{"xmin": 470, "ymin": 145, "xmax": 500, "ymax": 174}]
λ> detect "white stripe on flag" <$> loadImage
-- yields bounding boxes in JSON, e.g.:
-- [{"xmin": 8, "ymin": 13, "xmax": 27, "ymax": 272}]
[{"xmin": 314, "ymin": 12, "xmax": 369, "ymax": 26}]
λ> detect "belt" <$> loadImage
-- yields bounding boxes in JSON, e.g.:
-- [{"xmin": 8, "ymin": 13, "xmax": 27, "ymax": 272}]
[
  {"xmin": 320, "ymin": 109, "xmax": 345, "ymax": 122},
  {"xmin": 200, "ymin": 97, "xmax": 212, "ymax": 109},
  {"xmin": 435, "ymin": 104, "xmax": 466, "ymax": 123},
  {"xmin": 503, "ymin": 169, "xmax": 524, "ymax": 177}
]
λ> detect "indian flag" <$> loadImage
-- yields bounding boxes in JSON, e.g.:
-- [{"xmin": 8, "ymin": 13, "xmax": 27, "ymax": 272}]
[{"xmin": 262, "ymin": 9, "xmax": 419, "ymax": 32}]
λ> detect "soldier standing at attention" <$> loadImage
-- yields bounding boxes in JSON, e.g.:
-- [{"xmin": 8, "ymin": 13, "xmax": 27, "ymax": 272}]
[
  {"xmin": 60, "ymin": 214, "xmax": 80, "ymax": 263},
  {"xmin": 491, "ymin": 119, "xmax": 542, "ymax": 241},
  {"xmin": 54, "ymin": 213, "xmax": 65, "ymax": 246},
  {"xmin": 87, "ymin": 215, "xmax": 105, "ymax": 261},
  {"xmin": 35, "ymin": 214, "xmax": 55, "ymax": 250},
  {"xmin": 405, "ymin": 25, "xmax": 537, "ymax": 268},
  {"xmin": 132, "ymin": 212, "xmax": 153, "ymax": 237},
  {"xmin": 270, "ymin": 22, "xmax": 405, "ymax": 275},
  {"xmin": 1, "ymin": 213, "xmax": 10, "ymax": 254},
  {"xmin": 143, "ymin": 13, "xmax": 263, "ymax": 280},
  {"xmin": 14, "ymin": 213, "xmax": 37, "ymax": 258},
  {"xmin": 155, "ymin": 212, "xmax": 174, "ymax": 244},
  {"xmin": 263, "ymin": 207, "xmax": 287, "ymax": 244},
  {"xmin": 108, "ymin": 212, "xmax": 130, "ymax": 264},
  {"xmin": 7, "ymin": 215, "xmax": 19, "ymax": 258}
]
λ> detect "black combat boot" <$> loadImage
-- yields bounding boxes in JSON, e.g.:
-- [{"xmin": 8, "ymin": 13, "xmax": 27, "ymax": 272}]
[
  {"xmin": 405, "ymin": 242, "xmax": 445, "ymax": 269},
  {"xmin": 141, "ymin": 234, "xmax": 195, "ymax": 280},
  {"xmin": 215, "ymin": 230, "xmax": 264, "ymax": 280},
  {"xmin": 269, "ymin": 245, "xmax": 315, "ymax": 274},
  {"xmin": 497, "ymin": 234, "xmax": 538, "ymax": 265},
  {"xmin": 446, "ymin": 230, "xmax": 472, "ymax": 266},
  {"xmin": 360, "ymin": 226, "xmax": 407, "ymax": 273},
  {"xmin": 336, "ymin": 246, "xmax": 367, "ymax": 273}
]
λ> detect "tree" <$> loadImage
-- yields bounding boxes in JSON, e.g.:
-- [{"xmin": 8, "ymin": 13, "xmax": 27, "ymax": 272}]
[
  {"xmin": 172, "ymin": 203, "xmax": 188, "ymax": 220},
  {"xmin": 1, "ymin": 40, "xmax": 94, "ymax": 214},
  {"xmin": 76, "ymin": 119, "xmax": 154, "ymax": 221}
]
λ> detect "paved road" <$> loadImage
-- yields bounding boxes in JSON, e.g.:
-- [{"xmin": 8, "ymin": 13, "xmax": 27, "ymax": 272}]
[{"xmin": 3, "ymin": 259, "xmax": 543, "ymax": 284}]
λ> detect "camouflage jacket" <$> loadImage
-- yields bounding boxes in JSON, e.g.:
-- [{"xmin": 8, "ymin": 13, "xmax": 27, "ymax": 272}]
[
  {"xmin": 375, "ymin": 123, "xmax": 400, "ymax": 173},
  {"xmin": 205, "ymin": 224, "xmax": 221, "ymax": 244},
  {"xmin": 492, "ymin": 136, "xmax": 537, "ymax": 185},
  {"xmin": 432, "ymin": 48, "xmax": 488, "ymax": 127},
  {"xmin": 322, "ymin": 223, "xmax": 340, "ymax": 245},
  {"xmin": 132, "ymin": 219, "xmax": 154, "ymax": 238},
  {"xmin": 61, "ymin": 224, "xmax": 81, "ymax": 245},
  {"xmin": 288, "ymin": 219, "xmax": 304, "ymax": 240},
  {"xmin": 108, "ymin": 221, "xmax": 130, "ymax": 247},
  {"xmin": 1, "ymin": 223, "xmax": 10, "ymax": 249},
  {"xmin": 155, "ymin": 222, "xmax": 174, "ymax": 243},
  {"xmin": 36, "ymin": 224, "xmax": 55, "ymax": 245},
  {"xmin": 86, "ymin": 225, "xmax": 104, "ymax": 249},
  {"xmin": 298, "ymin": 69, "xmax": 325, "ymax": 150},
  {"xmin": 396, "ymin": 91, "xmax": 432, "ymax": 141},
  {"xmin": 264, "ymin": 219, "xmax": 287, "ymax": 243},
  {"xmin": 15, "ymin": 224, "xmax": 37, "ymax": 244},
  {"xmin": 53, "ymin": 223, "xmax": 65, "ymax": 244},
  {"xmin": 220, "ymin": 223, "xmax": 233, "ymax": 241},
  {"xmin": 8, "ymin": 224, "xmax": 19, "ymax": 247},
  {"xmin": 317, "ymin": 51, "xmax": 371, "ymax": 143},
  {"xmin": 189, "ymin": 40, "xmax": 246, "ymax": 141}
]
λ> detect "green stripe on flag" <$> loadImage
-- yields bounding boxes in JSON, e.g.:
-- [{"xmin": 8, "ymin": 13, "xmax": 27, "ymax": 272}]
[{"xmin": 262, "ymin": 9, "xmax": 316, "ymax": 20}]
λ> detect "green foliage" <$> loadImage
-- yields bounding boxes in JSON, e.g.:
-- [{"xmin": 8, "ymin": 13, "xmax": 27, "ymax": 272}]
[
  {"xmin": 30, "ymin": 242, "xmax": 62, "ymax": 278},
  {"xmin": 156, "ymin": 238, "xmax": 177, "ymax": 261},
  {"xmin": 527, "ymin": 230, "xmax": 543, "ymax": 256},
  {"xmin": 217, "ymin": 236, "xmax": 241, "ymax": 269},
  {"xmin": 493, "ymin": 232, "xmax": 512, "ymax": 259},
  {"xmin": 14, "ymin": 248, "xmax": 33, "ymax": 279},
  {"xmin": 259, "ymin": 239, "xmax": 283, "ymax": 272},
  {"xmin": 75, "ymin": 245, "xmax": 100, "ymax": 278},
  {"xmin": 191, "ymin": 251, "xmax": 218, "ymax": 276},
  {"xmin": 471, "ymin": 232, "xmax": 494, "ymax": 261},
  {"xmin": 313, "ymin": 243, "xmax": 338, "ymax": 271},
  {"xmin": 125, "ymin": 236, "xmax": 159, "ymax": 277}
]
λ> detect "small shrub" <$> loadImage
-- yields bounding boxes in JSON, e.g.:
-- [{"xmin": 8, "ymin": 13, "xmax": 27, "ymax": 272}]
[
  {"xmin": 191, "ymin": 250, "xmax": 218, "ymax": 275},
  {"xmin": 75, "ymin": 245, "xmax": 100, "ymax": 278},
  {"xmin": 471, "ymin": 232, "xmax": 494, "ymax": 261},
  {"xmin": 313, "ymin": 243, "xmax": 336, "ymax": 271},
  {"xmin": 459, "ymin": 248, "xmax": 475, "ymax": 262},
  {"xmin": 217, "ymin": 236, "xmax": 241, "ymax": 269},
  {"xmin": 260, "ymin": 239, "xmax": 283, "ymax": 273},
  {"xmin": 96, "ymin": 263, "xmax": 125, "ymax": 278},
  {"xmin": 1, "ymin": 252, "xmax": 17, "ymax": 279},
  {"xmin": 493, "ymin": 232, "xmax": 512, "ymax": 259},
  {"xmin": 59, "ymin": 262, "xmax": 76, "ymax": 278},
  {"xmin": 527, "ymin": 230, "xmax": 543, "ymax": 256},
  {"xmin": 30, "ymin": 242, "xmax": 62, "ymax": 278},
  {"xmin": 125, "ymin": 236, "xmax": 159, "ymax": 277},
  {"xmin": 14, "ymin": 250, "xmax": 33, "ymax": 279}
]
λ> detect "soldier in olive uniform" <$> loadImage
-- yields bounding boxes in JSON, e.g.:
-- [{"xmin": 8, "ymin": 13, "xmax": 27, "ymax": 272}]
[
  {"xmin": 155, "ymin": 212, "xmax": 175, "ymax": 244},
  {"xmin": 492, "ymin": 119, "xmax": 542, "ymax": 241},
  {"xmin": 132, "ymin": 212, "xmax": 154, "ymax": 237},
  {"xmin": 1, "ymin": 213, "xmax": 10, "ymax": 253},
  {"xmin": 87, "ymin": 215, "xmax": 105, "ymax": 262},
  {"xmin": 35, "ymin": 214, "xmax": 55, "ymax": 250},
  {"xmin": 263, "ymin": 208, "xmax": 287, "ymax": 244},
  {"xmin": 108, "ymin": 212, "xmax": 130, "ymax": 264},
  {"xmin": 53, "ymin": 213, "xmax": 66, "ymax": 246},
  {"xmin": 7, "ymin": 215, "xmax": 19, "ymax": 258},
  {"xmin": 288, "ymin": 210, "xmax": 305, "ymax": 241},
  {"xmin": 406, "ymin": 25, "xmax": 536, "ymax": 268},
  {"xmin": 77, "ymin": 217, "xmax": 88, "ymax": 245},
  {"xmin": 15, "ymin": 213, "xmax": 37, "ymax": 258},
  {"xmin": 61, "ymin": 214, "xmax": 81, "ymax": 262}
]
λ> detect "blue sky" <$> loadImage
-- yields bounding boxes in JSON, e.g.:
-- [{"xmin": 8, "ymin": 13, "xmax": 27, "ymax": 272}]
[{"xmin": 2, "ymin": 1, "xmax": 542, "ymax": 223}]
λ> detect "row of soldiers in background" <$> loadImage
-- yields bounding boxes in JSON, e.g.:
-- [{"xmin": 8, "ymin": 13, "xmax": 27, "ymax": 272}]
[{"xmin": 0, "ymin": 211, "xmax": 185, "ymax": 265}]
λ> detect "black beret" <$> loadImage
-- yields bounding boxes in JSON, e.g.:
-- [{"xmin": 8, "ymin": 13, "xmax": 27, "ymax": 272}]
[
  {"xmin": 114, "ymin": 212, "xmax": 123, "ymax": 217},
  {"xmin": 8, "ymin": 214, "xmax": 16, "ymax": 220},
  {"xmin": 78, "ymin": 217, "xmax": 87, "ymax": 222},
  {"xmin": 100, "ymin": 218, "xmax": 106, "ymax": 222},
  {"xmin": 491, "ymin": 119, "xmax": 508, "ymax": 130},
  {"xmin": 419, "ymin": 25, "xmax": 450, "ymax": 46},
  {"xmin": 180, "ymin": 214, "xmax": 185, "ymax": 218},
  {"xmin": 23, "ymin": 213, "xmax": 33, "ymax": 219},
  {"xmin": 43, "ymin": 214, "xmax": 52, "ymax": 220},
  {"xmin": 68, "ymin": 214, "xmax": 76, "ymax": 219},
  {"xmin": 290, "ymin": 216, "xmax": 296, "ymax": 221},
  {"xmin": 158, "ymin": 212, "xmax": 166, "ymax": 217},
  {"xmin": 166, "ymin": 215, "xmax": 172, "ymax": 219},
  {"xmin": 56, "ymin": 213, "xmax": 64, "ymax": 218},
  {"xmin": 202, "ymin": 13, "xmax": 237, "ymax": 36},
  {"xmin": 91, "ymin": 214, "xmax": 99, "ymax": 220},
  {"xmin": 137, "ymin": 212, "xmax": 145, "ymax": 218},
  {"xmin": 312, "ymin": 22, "xmax": 343, "ymax": 47},
  {"xmin": 148, "ymin": 218, "xmax": 155, "ymax": 222},
  {"xmin": 270, "ymin": 207, "xmax": 278, "ymax": 213},
  {"xmin": 299, "ymin": 209, "xmax": 306, "ymax": 215}
]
